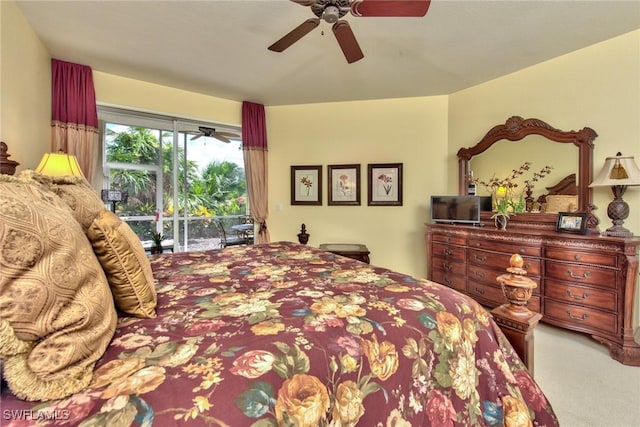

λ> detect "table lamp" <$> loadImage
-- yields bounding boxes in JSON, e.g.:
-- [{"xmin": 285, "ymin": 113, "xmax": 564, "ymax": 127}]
[
  {"xmin": 589, "ymin": 152, "xmax": 640, "ymax": 237},
  {"xmin": 35, "ymin": 151, "xmax": 85, "ymax": 178}
]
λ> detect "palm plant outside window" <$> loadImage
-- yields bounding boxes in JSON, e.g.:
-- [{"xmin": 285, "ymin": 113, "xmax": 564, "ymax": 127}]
[{"xmin": 100, "ymin": 108, "xmax": 248, "ymax": 251}]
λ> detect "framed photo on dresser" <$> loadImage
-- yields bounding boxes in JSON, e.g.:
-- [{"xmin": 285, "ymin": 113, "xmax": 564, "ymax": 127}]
[{"xmin": 555, "ymin": 212, "xmax": 588, "ymax": 234}]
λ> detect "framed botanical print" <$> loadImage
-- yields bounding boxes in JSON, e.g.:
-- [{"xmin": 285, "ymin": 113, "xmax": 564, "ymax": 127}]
[
  {"xmin": 328, "ymin": 164, "xmax": 361, "ymax": 206},
  {"xmin": 368, "ymin": 163, "xmax": 403, "ymax": 206},
  {"xmin": 291, "ymin": 165, "xmax": 322, "ymax": 205}
]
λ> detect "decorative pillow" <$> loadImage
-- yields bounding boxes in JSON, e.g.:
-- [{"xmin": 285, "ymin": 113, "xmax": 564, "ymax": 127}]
[
  {"xmin": 87, "ymin": 210, "xmax": 157, "ymax": 318},
  {"xmin": 18, "ymin": 170, "xmax": 106, "ymax": 232},
  {"xmin": 0, "ymin": 175, "xmax": 117, "ymax": 401}
]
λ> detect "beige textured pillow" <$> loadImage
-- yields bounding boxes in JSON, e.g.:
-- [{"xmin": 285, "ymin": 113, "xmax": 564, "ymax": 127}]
[
  {"xmin": 19, "ymin": 170, "xmax": 106, "ymax": 232},
  {"xmin": 87, "ymin": 210, "xmax": 157, "ymax": 318},
  {"xmin": 0, "ymin": 175, "xmax": 117, "ymax": 401}
]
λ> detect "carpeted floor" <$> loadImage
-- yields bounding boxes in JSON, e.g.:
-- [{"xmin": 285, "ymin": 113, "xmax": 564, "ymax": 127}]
[{"xmin": 533, "ymin": 323, "xmax": 640, "ymax": 427}]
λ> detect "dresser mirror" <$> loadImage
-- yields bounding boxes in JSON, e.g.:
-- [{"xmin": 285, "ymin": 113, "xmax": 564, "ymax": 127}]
[
  {"xmin": 469, "ymin": 134, "xmax": 575, "ymax": 201},
  {"xmin": 457, "ymin": 116, "xmax": 598, "ymax": 230}
]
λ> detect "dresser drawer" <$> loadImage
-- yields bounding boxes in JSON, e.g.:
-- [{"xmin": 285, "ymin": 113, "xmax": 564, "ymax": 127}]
[
  {"xmin": 431, "ymin": 258, "xmax": 466, "ymax": 275},
  {"xmin": 468, "ymin": 239, "xmax": 541, "ymax": 257},
  {"xmin": 468, "ymin": 264, "xmax": 540, "ymax": 295},
  {"xmin": 468, "ymin": 249, "xmax": 541, "ymax": 276},
  {"xmin": 545, "ymin": 261, "xmax": 617, "ymax": 289},
  {"xmin": 432, "ymin": 233, "xmax": 467, "ymax": 246},
  {"xmin": 545, "ymin": 248, "xmax": 618, "ymax": 267},
  {"xmin": 545, "ymin": 279, "xmax": 616, "ymax": 312},
  {"xmin": 431, "ymin": 243, "xmax": 466, "ymax": 261},
  {"xmin": 467, "ymin": 281, "xmax": 504, "ymax": 306},
  {"xmin": 544, "ymin": 300, "xmax": 617, "ymax": 335},
  {"xmin": 431, "ymin": 269, "xmax": 466, "ymax": 293}
]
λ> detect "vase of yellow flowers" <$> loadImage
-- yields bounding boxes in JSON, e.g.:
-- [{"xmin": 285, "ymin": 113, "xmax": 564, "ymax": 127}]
[{"xmin": 473, "ymin": 162, "xmax": 553, "ymax": 229}]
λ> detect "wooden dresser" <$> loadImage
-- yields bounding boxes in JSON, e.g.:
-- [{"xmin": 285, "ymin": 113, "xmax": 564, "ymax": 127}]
[{"xmin": 426, "ymin": 221, "xmax": 640, "ymax": 366}]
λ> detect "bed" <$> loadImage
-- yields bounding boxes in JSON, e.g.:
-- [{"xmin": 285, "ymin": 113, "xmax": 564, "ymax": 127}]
[{"xmin": 0, "ymin": 172, "xmax": 558, "ymax": 426}]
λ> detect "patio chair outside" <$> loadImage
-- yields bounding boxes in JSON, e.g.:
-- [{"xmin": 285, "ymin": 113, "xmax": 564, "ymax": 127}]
[{"xmin": 214, "ymin": 218, "xmax": 245, "ymax": 248}]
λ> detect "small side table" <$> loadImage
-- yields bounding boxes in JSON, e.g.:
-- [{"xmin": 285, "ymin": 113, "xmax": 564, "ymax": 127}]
[{"xmin": 319, "ymin": 243, "xmax": 370, "ymax": 264}]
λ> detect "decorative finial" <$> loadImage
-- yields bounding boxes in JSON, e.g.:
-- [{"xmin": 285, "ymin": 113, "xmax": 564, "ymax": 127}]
[
  {"xmin": 496, "ymin": 253, "xmax": 537, "ymax": 316},
  {"xmin": 0, "ymin": 141, "xmax": 20, "ymax": 175},
  {"xmin": 297, "ymin": 223, "xmax": 309, "ymax": 245}
]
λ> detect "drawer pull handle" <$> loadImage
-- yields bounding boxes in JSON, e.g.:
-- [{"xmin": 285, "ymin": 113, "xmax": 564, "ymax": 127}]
[
  {"xmin": 519, "ymin": 248, "xmax": 525, "ymax": 254},
  {"xmin": 443, "ymin": 276, "xmax": 451, "ymax": 285},
  {"xmin": 444, "ymin": 248, "xmax": 453, "ymax": 256},
  {"xmin": 442, "ymin": 263, "xmax": 453, "ymax": 271},
  {"xmin": 566, "ymin": 290, "xmax": 590, "ymax": 300},
  {"xmin": 567, "ymin": 270, "xmax": 590, "ymax": 279},
  {"xmin": 566, "ymin": 311, "xmax": 589, "ymax": 321},
  {"xmin": 474, "ymin": 287, "xmax": 485, "ymax": 295},
  {"xmin": 472, "ymin": 271, "xmax": 486, "ymax": 279},
  {"xmin": 574, "ymin": 255, "xmax": 582, "ymax": 261},
  {"xmin": 473, "ymin": 255, "xmax": 487, "ymax": 263}
]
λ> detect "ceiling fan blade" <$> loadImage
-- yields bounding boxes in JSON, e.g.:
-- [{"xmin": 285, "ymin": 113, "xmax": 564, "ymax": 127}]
[
  {"xmin": 290, "ymin": 0, "xmax": 315, "ymax": 6},
  {"xmin": 268, "ymin": 18, "xmax": 320, "ymax": 52},
  {"xmin": 190, "ymin": 134, "xmax": 203, "ymax": 140},
  {"xmin": 332, "ymin": 21, "xmax": 364, "ymax": 64},
  {"xmin": 350, "ymin": 0, "xmax": 431, "ymax": 17},
  {"xmin": 214, "ymin": 132, "xmax": 240, "ymax": 139},
  {"xmin": 213, "ymin": 135, "xmax": 232, "ymax": 143}
]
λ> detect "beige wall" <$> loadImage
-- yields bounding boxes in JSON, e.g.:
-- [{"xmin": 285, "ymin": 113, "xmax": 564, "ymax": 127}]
[
  {"xmin": 93, "ymin": 72, "xmax": 242, "ymax": 128},
  {"xmin": 267, "ymin": 97, "xmax": 449, "ymax": 276},
  {"xmin": 0, "ymin": 0, "xmax": 51, "ymax": 171},
  {"xmin": 449, "ymin": 30, "xmax": 640, "ymax": 236}
]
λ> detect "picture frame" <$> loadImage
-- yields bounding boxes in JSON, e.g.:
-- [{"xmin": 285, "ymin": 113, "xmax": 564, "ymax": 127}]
[
  {"xmin": 291, "ymin": 165, "xmax": 322, "ymax": 205},
  {"xmin": 368, "ymin": 163, "xmax": 403, "ymax": 206},
  {"xmin": 555, "ymin": 212, "xmax": 588, "ymax": 234},
  {"xmin": 328, "ymin": 164, "xmax": 361, "ymax": 206}
]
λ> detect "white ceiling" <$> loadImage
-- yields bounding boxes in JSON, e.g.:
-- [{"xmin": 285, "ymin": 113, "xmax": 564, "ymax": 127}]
[{"xmin": 16, "ymin": 0, "xmax": 640, "ymax": 106}]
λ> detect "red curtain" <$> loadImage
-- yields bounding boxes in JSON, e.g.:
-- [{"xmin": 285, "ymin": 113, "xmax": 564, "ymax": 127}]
[
  {"xmin": 51, "ymin": 59, "xmax": 99, "ymax": 179},
  {"xmin": 242, "ymin": 101, "xmax": 270, "ymax": 244}
]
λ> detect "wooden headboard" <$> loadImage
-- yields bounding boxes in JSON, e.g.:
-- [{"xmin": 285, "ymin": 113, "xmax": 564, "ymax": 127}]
[{"xmin": 536, "ymin": 173, "xmax": 577, "ymax": 205}]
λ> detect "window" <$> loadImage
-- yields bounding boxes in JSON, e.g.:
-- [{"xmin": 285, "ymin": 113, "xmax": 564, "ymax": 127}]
[{"xmin": 98, "ymin": 106, "xmax": 247, "ymax": 251}]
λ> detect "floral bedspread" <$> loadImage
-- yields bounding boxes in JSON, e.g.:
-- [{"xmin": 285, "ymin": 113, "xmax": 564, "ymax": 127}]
[{"xmin": 1, "ymin": 242, "xmax": 557, "ymax": 426}]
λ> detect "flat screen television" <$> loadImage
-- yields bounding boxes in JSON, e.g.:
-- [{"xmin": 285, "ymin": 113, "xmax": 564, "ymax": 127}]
[{"xmin": 430, "ymin": 195, "xmax": 492, "ymax": 224}]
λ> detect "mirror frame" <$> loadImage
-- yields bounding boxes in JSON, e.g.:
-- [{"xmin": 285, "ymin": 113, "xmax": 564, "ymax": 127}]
[{"xmin": 457, "ymin": 116, "xmax": 598, "ymax": 231}]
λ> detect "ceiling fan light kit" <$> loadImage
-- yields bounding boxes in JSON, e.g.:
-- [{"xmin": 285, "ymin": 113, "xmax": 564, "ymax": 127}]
[{"xmin": 269, "ymin": 0, "xmax": 431, "ymax": 63}]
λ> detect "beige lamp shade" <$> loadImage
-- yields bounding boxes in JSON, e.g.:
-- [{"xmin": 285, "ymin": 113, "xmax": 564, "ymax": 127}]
[
  {"xmin": 589, "ymin": 153, "xmax": 640, "ymax": 187},
  {"xmin": 589, "ymin": 152, "xmax": 640, "ymax": 237},
  {"xmin": 35, "ymin": 152, "xmax": 85, "ymax": 178}
]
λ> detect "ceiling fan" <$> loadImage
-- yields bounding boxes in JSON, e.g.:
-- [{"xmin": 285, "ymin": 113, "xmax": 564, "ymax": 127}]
[
  {"xmin": 268, "ymin": 0, "xmax": 431, "ymax": 63},
  {"xmin": 190, "ymin": 127, "xmax": 240, "ymax": 143}
]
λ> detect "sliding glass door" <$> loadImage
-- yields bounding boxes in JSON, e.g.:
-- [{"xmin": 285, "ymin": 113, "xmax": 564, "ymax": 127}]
[{"xmin": 99, "ymin": 107, "xmax": 247, "ymax": 252}]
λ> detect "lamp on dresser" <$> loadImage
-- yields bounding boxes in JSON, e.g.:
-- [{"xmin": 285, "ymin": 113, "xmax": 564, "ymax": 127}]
[{"xmin": 589, "ymin": 152, "xmax": 640, "ymax": 237}]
